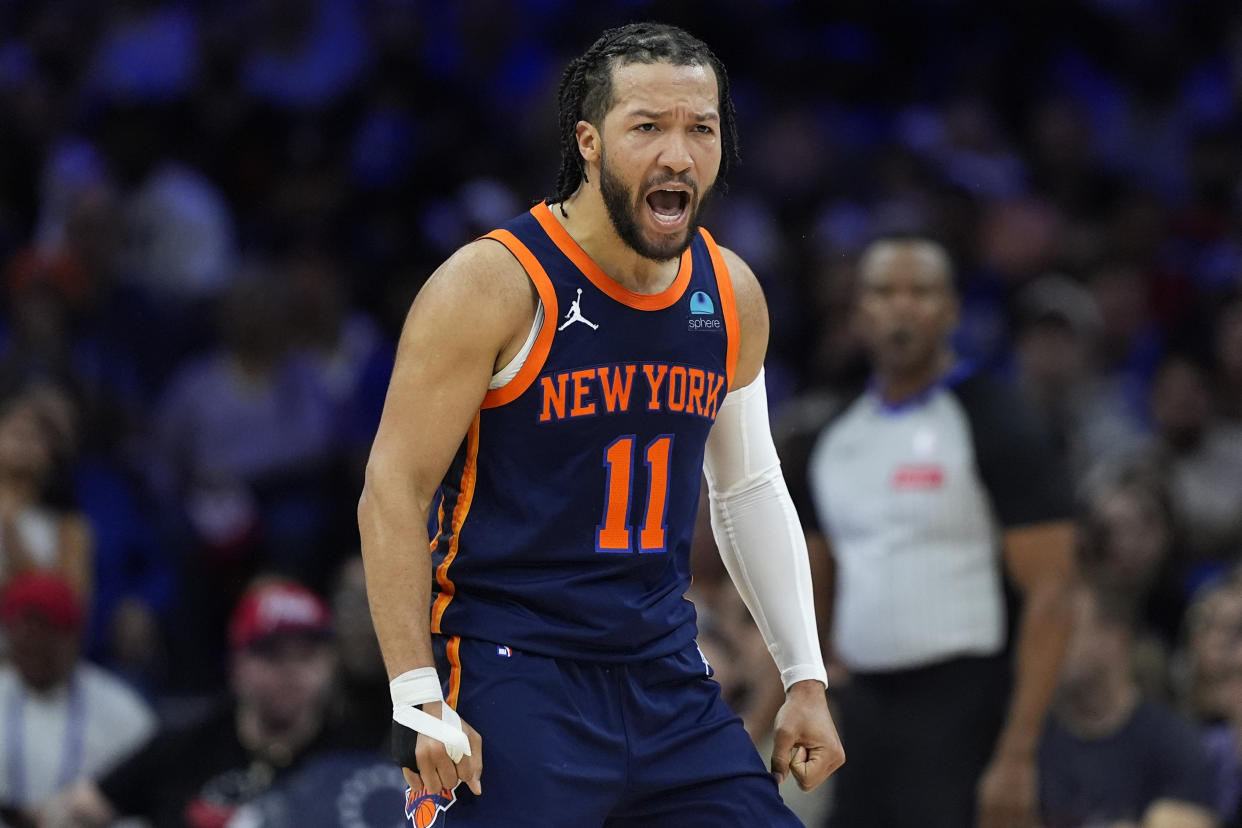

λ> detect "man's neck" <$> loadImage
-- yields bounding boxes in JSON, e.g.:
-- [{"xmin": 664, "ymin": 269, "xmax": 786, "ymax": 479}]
[
  {"xmin": 1056, "ymin": 676, "xmax": 1138, "ymax": 740},
  {"xmin": 552, "ymin": 192, "xmax": 681, "ymax": 295},
  {"xmin": 0, "ymin": 483, "xmax": 38, "ymax": 517},
  {"xmin": 875, "ymin": 349, "xmax": 954, "ymax": 405},
  {"xmin": 236, "ymin": 705, "xmax": 321, "ymax": 767}
]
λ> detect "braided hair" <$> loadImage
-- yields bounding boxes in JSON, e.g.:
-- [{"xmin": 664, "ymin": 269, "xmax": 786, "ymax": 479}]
[{"xmin": 549, "ymin": 22, "xmax": 741, "ymax": 214}]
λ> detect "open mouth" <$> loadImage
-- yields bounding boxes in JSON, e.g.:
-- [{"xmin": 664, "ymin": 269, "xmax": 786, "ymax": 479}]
[{"xmin": 645, "ymin": 189, "xmax": 690, "ymax": 227}]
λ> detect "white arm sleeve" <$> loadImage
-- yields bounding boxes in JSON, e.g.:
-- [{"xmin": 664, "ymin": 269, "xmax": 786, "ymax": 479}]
[{"xmin": 703, "ymin": 368, "xmax": 828, "ymax": 691}]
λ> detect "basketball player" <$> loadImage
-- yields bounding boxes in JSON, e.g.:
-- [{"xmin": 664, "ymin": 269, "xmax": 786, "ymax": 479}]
[{"xmin": 358, "ymin": 22, "xmax": 842, "ymax": 827}]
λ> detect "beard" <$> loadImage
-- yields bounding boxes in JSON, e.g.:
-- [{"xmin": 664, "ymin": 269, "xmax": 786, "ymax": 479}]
[{"xmin": 599, "ymin": 148, "xmax": 711, "ymax": 262}]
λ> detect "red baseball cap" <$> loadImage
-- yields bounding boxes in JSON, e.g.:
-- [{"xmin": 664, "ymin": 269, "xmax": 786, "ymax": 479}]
[
  {"xmin": 228, "ymin": 579, "xmax": 332, "ymax": 652},
  {"xmin": 0, "ymin": 572, "xmax": 83, "ymax": 631}
]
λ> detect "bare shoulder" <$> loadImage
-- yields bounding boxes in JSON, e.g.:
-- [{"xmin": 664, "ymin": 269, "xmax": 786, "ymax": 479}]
[
  {"xmin": 716, "ymin": 245, "xmax": 769, "ymax": 388},
  {"xmin": 717, "ymin": 246, "xmax": 766, "ymax": 317},
  {"xmin": 404, "ymin": 237, "xmax": 537, "ymax": 357},
  {"xmin": 420, "ymin": 237, "xmax": 535, "ymax": 314}
]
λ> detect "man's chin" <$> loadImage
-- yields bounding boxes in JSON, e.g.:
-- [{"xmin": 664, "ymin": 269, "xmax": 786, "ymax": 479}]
[
  {"xmin": 259, "ymin": 707, "xmax": 306, "ymax": 732},
  {"xmin": 644, "ymin": 240, "xmax": 690, "ymax": 263},
  {"xmin": 637, "ymin": 223, "xmax": 695, "ymax": 262}
]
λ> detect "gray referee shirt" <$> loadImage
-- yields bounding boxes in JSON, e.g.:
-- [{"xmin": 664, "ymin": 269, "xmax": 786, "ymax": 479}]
[{"xmin": 799, "ymin": 369, "xmax": 1073, "ymax": 673}]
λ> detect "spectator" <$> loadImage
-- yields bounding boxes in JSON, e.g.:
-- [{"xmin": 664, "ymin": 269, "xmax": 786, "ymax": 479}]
[
  {"xmin": 1086, "ymin": 260, "xmax": 1164, "ymax": 435},
  {"xmin": 239, "ymin": 0, "xmax": 370, "ymax": 113},
  {"xmin": 222, "ymin": 751, "xmax": 404, "ymax": 828},
  {"xmin": 692, "ymin": 580, "xmax": 786, "ymax": 748},
  {"xmin": 2, "ymin": 379, "xmax": 170, "ymax": 696},
  {"xmin": 326, "ymin": 555, "xmax": 388, "ymax": 753},
  {"xmin": 1213, "ymin": 294, "xmax": 1242, "ymax": 424},
  {"xmin": 82, "ymin": 1, "xmax": 200, "ymax": 106},
  {"xmin": 1011, "ymin": 274, "xmax": 1146, "ymax": 477},
  {"xmin": 0, "ymin": 572, "xmax": 154, "ymax": 818},
  {"xmin": 42, "ymin": 578, "xmax": 346, "ymax": 827},
  {"xmin": 93, "ymin": 101, "xmax": 237, "ymax": 306},
  {"xmin": 1143, "ymin": 354, "xmax": 1242, "ymax": 565},
  {"xmin": 1083, "ymin": 469, "xmax": 1187, "ymax": 655},
  {"xmin": 0, "ymin": 385, "xmax": 91, "ymax": 600},
  {"xmin": 1200, "ymin": 592, "xmax": 1242, "ymax": 826},
  {"xmin": 284, "ymin": 248, "xmax": 392, "ymax": 465},
  {"xmin": 4, "ymin": 180, "xmax": 164, "ymax": 429},
  {"xmin": 150, "ymin": 270, "xmax": 336, "ymax": 579},
  {"xmin": 1039, "ymin": 583, "xmax": 1217, "ymax": 828},
  {"xmin": 1176, "ymin": 574, "xmax": 1242, "ymax": 726}
]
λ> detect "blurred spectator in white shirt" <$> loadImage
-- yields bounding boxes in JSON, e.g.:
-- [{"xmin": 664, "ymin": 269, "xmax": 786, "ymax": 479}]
[{"xmin": 0, "ymin": 572, "xmax": 154, "ymax": 818}]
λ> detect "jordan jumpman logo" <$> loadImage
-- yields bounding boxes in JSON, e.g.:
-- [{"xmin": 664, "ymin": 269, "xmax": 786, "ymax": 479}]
[{"xmin": 559, "ymin": 289, "xmax": 599, "ymax": 331}]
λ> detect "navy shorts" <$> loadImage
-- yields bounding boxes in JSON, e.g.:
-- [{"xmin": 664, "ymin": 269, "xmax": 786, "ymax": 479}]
[{"xmin": 416, "ymin": 635, "xmax": 801, "ymax": 827}]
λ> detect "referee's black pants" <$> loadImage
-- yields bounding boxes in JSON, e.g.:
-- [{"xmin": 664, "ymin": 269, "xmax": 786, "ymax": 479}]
[{"xmin": 825, "ymin": 654, "xmax": 1010, "ymax": 828}]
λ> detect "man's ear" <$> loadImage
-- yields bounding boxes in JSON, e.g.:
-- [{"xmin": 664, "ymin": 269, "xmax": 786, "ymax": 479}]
[{"xmin": 576, "ymin": 120, "xmax": 600, "ymax": 179}]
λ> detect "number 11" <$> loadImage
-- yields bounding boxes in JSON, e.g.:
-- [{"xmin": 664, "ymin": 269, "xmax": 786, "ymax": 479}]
[{"xmin": 597, "ymin": 434, "xmax": 674, "ymax": 554}]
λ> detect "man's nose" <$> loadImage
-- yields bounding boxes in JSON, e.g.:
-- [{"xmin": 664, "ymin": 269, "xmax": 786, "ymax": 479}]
[
  {"xmin": 885, "ymin": 289, "xmax": 918, "ymax": 315},
  {"xmin": 657, "ymin": 131, "xmax": 694, "ymax": 175}
]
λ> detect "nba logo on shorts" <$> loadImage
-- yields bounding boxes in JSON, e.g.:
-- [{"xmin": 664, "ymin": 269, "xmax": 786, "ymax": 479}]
[{"xmin": 405, "ymin": 786, "xmax": 457, "ymax": 827}]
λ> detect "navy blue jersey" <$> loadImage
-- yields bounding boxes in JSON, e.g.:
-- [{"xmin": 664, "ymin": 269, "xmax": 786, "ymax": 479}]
[{"xmin": 428, "ymin": 202, "xmax": 738, "ymax": 663}]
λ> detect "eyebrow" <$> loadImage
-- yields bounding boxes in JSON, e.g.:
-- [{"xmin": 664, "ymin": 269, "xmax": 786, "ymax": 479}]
[{"xmin": 627, "ymin": 108, "xmax": 720, "ymax": 122}]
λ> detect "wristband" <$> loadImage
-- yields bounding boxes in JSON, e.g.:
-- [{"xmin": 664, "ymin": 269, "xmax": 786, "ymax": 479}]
[{"xmin": 390, "ymin": 667, "xmax": 470, "ymax": 762}]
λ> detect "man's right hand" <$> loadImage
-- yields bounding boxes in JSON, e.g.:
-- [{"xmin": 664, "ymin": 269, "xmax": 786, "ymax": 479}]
[
  {"xmin": 393, "ymin": 702, "xmax": 483, "ymax": 797},
  {"xmin": 37, "ymin": 780, "xmax": 114, "ymax": 827}
]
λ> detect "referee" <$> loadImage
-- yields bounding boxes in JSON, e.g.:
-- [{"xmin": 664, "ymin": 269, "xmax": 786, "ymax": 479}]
[{"xmin": 799, "ymin": 237, "xmax": 1077, "ymax": 828}]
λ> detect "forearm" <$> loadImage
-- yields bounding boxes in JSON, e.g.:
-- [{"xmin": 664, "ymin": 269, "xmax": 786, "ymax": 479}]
[
  {"xmin": 39, "ymin": 780, "xmax": 116, "ymax": 827},
  {"xmin": 58, "ymin": 518, "xmax": 93, "ymax": 601},
  {"xmin": 1144, "ymin": 800, "xmax": 1218, "ymax": 828},
  {"xmin": 360, "ymin": 461, "xmax": 475, "ymax": 770},
  {"xmin": 994, "ymin": 576, "xmax": 1074, "ymax": 759},
  {"xmin": 704, "ymin": 371, "xmax": 826, "ymax": 691},
  {"xmin": 358, "ymin": 462, "xmax": 437, "ymax": 680},
  {"xmin": 805, "ymin": 533, "xmax": 846, "ymax": 677},
  {"xmin": 708, "ymin": 472, "xmax": 826, "ymax": 689}
]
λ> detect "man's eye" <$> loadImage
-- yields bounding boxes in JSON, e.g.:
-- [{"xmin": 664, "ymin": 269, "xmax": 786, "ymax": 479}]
[
  {"xmin": 636, "ymin": 123, "xmax": 656, "ymax": 132},
  {"xmin": 694, "ymin": 124, "xmax": 714, "ymax": 134}
]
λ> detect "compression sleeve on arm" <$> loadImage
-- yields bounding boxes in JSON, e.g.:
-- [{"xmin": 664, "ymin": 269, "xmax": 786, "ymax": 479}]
[{"xmin": 703, "ymin": 368, "xmax": 828, "ymax": 690}]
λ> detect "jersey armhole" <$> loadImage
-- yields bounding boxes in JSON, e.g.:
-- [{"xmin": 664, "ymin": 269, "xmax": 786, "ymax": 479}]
[
  {"xmin": 479, "ymin": 230, "xmax": 559, "ymax": 409},
  {"xmin": 489, "ymin": 301, "xmax": 544, "ymax": 390},
  {"xmin": 698, "ymin": 228, "xmax": 740, "ymax": 390}
]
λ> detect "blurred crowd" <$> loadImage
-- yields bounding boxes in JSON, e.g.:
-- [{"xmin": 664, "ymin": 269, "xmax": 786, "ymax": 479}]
[{"xmin": 0, "ymin": 0, "xmax": 1241, "ymax": 823}]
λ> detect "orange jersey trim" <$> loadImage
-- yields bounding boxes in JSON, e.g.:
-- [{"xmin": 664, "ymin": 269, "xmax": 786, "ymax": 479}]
[
  {"xmin": 431, "ymin": 414, "xmax": 480, "ymax": 633},
  {"xmin": 700, "ymin": 228, "xmax": 740, "ymax": 390},
  {"xmin": 427, "ymin": 494, "xmax": 446, "ymax": 554},
  {"xmin": 480, "ymin": 230, "xmax": 559, "ymax": 409},
  {"xmin": 445, "ymin": 635, "xmax": 463, "ymax": 709},
  {"xmin": 531, "ymin": 202, "xmax": 693, "ymax": 311}
]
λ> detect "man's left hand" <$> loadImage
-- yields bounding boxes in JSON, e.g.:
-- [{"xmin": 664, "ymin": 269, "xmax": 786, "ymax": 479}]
[
  {"xmin": 769, "ymin": 680, "xmax": 845, "ymax": 792},
  {"xmin": 976, "ymin": 753, "xmax": 1039, "ymax": 828}
]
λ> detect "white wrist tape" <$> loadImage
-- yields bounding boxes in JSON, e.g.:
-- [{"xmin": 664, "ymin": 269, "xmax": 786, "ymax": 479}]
[
  {"xmin": 704, "ymin": 369, "xmax": 828, "ymax": 690},
  {"xmin": 390, "ymin": 667, "xmax": 470, "ymax": 762}
]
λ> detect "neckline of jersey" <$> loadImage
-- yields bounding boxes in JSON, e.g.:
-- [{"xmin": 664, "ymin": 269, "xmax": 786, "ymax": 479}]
[
  {"xmin": 867, "ymin": 359, "xmax": 976, "ymax": 415},
  {"xmin": 531, "ymin": 202, "xmax": 694, "ymax": 311}
]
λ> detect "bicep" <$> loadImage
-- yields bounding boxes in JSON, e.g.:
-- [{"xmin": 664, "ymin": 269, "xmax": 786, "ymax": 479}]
[
  {"xmin": 719, "ymin": 247, "xmax": 768, "ymax": 391},
  {"xmin": 957, "ymin": 380, "xmax": 1074, "ymax": 529},
  {"xmin": 365, "ymin": 242, "xmax": 530, "ymax": 500},
  {"xmin": 1001, "ymin": 521, "xmax": 1076, "ymax": 594}
]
